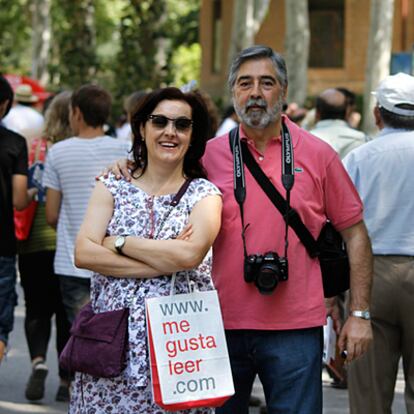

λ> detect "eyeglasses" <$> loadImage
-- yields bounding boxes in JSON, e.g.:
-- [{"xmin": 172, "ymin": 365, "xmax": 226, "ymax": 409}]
[{"xmin": 147, "ymin": 114, "xmax": 193, "ymax": 132}]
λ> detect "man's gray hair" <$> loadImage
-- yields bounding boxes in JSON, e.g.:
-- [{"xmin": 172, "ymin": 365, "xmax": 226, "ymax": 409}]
[
  {"xmin": 228, "ymin": 45, "xmax": 288, "ymax": 91},
  {"xmin": 379, "ymin": 106, "xmax": 414, "ymax": 130}
]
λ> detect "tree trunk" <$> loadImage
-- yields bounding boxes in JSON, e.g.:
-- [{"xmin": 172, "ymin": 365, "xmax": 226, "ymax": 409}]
[
  {"xmin": 284, "ymin": 0, "xmax": 309, "ymax": 106},
  {"xmin": 31, "ymin": 0, "xmax": 51, "ymax": 85},
  {"xmin": 363, "ymin": 0, "xmax": 395, "ymax": 135},
  {"xmin": 227, "ymin": 0, "xmax": 270, "ymax": 84}
]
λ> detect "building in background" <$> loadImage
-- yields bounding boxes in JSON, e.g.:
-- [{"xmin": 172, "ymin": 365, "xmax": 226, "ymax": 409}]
[{"xmin": 200, "ymin": 0, "xmax": 414, "ymax": 100}]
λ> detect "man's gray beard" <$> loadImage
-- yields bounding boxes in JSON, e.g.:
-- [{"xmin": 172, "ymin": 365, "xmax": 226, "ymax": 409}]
[{"xmin": 234, "ymin": 97, "xmax": 284, "ymax": 129}]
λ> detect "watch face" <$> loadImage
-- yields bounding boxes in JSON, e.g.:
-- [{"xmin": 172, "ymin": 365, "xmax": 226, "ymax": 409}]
[
  {"xmin": 115, "ymin": 236, "xmax": 125, "ymax": 250},
  {"xmin": 352, "ymin": 310, "xmax": 370, "ymax": 320}
]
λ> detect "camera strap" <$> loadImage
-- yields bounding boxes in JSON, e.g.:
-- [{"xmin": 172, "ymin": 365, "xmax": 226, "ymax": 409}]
[
  {"xmin": 229, "ymin": 121, "xmax": 320, "ymax": 258},
  {"xmin": 230, "ymin": 120, "xmax": 291, "ymax": 259},
  {"xmin": 230, "ymin": 126, "xmax": 249, "ymax": 258}
]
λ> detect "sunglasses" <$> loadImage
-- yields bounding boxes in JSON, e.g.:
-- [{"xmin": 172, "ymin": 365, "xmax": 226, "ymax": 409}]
[{"xmin": 147, "ymin": 114, "xmax": 193, "ymax": 132}]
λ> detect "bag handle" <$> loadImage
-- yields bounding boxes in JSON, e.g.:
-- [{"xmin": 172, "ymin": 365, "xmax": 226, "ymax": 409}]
[{"xmin": 169, "ymin": 272, "xmax": 196, "ymax": 296}]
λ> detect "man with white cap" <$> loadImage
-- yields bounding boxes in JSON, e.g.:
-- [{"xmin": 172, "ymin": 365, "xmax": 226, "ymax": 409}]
[
  {"xmin": 343, "ymin": 72, "xmax": 414, "ymax": 413},
  {"xmin": 3, "ymin": 84, "xmax": 44, "ymax": 144}
]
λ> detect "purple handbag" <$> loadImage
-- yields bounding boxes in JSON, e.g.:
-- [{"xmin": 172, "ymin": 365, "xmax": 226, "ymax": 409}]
[
  {"xmin": 59, "ymin": 179, "xmax": 193, "ymax": 378},
  {"xmin": 59, "ymin": 303, "xmax": 129, "ymax": 378}
]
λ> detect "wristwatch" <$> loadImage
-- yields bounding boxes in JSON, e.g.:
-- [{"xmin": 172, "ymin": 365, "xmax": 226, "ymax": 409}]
[
  {"xmin": 114, "ymin": 235, "xmax": 127, "ymax": 254},
  {"xmin": 351, "ymin": 310, "xmax": 371, "ymax": 320}
]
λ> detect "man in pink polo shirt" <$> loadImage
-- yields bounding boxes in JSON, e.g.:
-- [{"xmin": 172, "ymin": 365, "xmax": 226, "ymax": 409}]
[
  {"xmin": 204, "ymin": 46, "xmax": 373, "ymax": 414},
  {"xmin": 109, "ymin": 45, "xmax": 373, "ymax": 413}
]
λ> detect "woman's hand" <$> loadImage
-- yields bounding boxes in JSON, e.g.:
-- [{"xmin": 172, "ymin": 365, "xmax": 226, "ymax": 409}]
[
  {"xmin": 75, "ymin": 182, "xmax": 164, "ymax": 278},
  {"xmin": 118, "ymin": 195, "xmax": 222, "ymax": 273},
  {"xmin": 96, "ymin": 158, "xmax": 134, "ymax": 181},
  {"xmin": 176, "ymin": 224, "xmax": 193, "ymax": 241},
  {"xmin": 100, "ymin": 232, "xmax": 193, "ymax": 252},
  {"xmin": 103, "ymin": 225, "xmax": 194, "ymax": 255}
]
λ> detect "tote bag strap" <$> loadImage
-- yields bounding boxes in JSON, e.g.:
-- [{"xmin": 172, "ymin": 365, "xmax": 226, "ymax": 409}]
[{"xmin": 169, "ymin": 272, "xmax": 195, "ymax": 296}]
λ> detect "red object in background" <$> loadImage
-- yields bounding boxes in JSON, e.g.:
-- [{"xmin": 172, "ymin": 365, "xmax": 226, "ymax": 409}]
[{"xmin": 4, "ymin": 74, "xmax": 50, "ymax": 102}]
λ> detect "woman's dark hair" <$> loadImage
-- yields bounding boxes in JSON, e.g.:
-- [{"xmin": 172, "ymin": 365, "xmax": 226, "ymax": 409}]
[{"xmin": 130, "ymin": 87, "xmax": 210, "ymax": 179}]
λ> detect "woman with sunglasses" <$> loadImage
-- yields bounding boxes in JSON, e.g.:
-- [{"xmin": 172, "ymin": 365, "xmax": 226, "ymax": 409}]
[{"xmin": 71, "ymin": 87, "xmax": 222, "ymax": 413}]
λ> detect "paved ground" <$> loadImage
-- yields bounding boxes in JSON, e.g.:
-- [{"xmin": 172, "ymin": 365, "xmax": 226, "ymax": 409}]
[{"xmin": 0, "ymin": 285, "xmax": 407, "ymax": 414}]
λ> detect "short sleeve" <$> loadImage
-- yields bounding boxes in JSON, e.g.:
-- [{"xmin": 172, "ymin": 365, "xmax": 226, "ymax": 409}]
[
  {"xmin": 13, "ymin": 137, "xmax": 28, "ymax": 176},
  {"xmin": 98, "ymin": 172, "xmax": 122, "ymax": 197},
  {"xmin": 187, "ymin": 178, "xmax": 222, "ymax": 207},
  {"xmin": 42, "ymin": 147, "xmax": 61, "ymax": 191},
  {"xmin": 323, "ymin": 155, "xmax": 363, "ymax": 231}
]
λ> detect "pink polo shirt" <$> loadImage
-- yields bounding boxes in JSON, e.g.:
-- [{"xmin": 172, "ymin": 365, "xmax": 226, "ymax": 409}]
[{"xmin": 202, "ymin": 116, "xmax": 363, "ymax": 330}]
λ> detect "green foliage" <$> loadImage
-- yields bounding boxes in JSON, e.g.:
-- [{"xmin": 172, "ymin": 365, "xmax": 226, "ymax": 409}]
[
  {"xmin": 163, "ymin": 0, "xmax": 201, "ymax": 89},
  {"xmin": 114, "ymin": 0, "xmax": 168, "ymax": 100},
  {"xmin": 1, "ymin": 0, "xmax": 202, "ymax": 120},
  {"xmin": 170, "ymin": 43, "xmax": 201, "ymax": 87},
  {"xmin": 114, "ymin": 0, "xmax": 201, "ymax": 100},
  {"xmin": 51, "ymin": 0, "xmax": 98, "ymax": 88},
  {"xmin": 0, "ymin": 0, "xmax": 31, "ymax": 73},
  {"xmin": 94, "ymin": 0, "xmax": 124, "ymax": 46},
  {"xmin": 166, "ymin": 0, "xmax": 200, "ymax": 47}
]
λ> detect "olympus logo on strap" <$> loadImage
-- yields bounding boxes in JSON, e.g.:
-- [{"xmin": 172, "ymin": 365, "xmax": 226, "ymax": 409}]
[
  {"xmin": 283, "ymin": 131, "xmax": 292, "ymax": 165},
  {"xmin": 234, "ymin": 145, "xmax": 243, "ymax": 178}
]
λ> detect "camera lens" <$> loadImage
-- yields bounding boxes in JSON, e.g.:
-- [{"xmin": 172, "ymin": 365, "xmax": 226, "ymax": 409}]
[{"xmin": 256, "ymin": 266, "xmax": 280, "ymax": 295}]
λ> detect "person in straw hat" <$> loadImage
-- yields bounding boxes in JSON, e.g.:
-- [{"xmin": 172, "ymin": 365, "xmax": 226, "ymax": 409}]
[{"xmin": 3, "ymin": 84, "xmax": 44, "ymax": 143}]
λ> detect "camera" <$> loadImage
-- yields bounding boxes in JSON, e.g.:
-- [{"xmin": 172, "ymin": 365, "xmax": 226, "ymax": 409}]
[{"xmin": 244, "ymin": 252, "xmax": 288, "ymax": 295}]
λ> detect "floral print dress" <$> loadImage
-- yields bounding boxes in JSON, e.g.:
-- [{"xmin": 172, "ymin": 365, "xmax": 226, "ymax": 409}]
[{"xmin": 70, "ymin": 174, "xmax": 221, "ymax": 414}]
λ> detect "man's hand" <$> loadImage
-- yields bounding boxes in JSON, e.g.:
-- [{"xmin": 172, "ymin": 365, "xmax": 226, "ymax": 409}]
[
  {"xmin": 97, "ymin": 158, "xmax": 133, "ymax": 181},
  {"xmin": 337, "ymin": 316, "xmax": 373, "ymax": 363},
  {"xmin": 337, "ymin": 221, "xmax": 373, "ymax": 363}
]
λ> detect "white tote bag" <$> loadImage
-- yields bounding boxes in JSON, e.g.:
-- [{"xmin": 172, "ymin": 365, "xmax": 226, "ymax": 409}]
[{"xmin": 146, "ymin": 274, "xmax": 234, "ymax": 411}]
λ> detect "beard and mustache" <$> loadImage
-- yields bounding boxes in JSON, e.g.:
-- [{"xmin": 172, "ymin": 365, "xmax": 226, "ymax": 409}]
[{"xmin": 234, "ymin": 96, "xmax": 284, "ymax": 129}]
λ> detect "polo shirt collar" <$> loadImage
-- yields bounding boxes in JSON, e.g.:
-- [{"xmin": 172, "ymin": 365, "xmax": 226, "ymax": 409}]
[
  {"xmin": 378, "ymin": 127, "xmax": 412, "ymax": 137},
  {"xmin": 315, "ymin": 119, "xmax": 348, "ymax": 128},
  {"xmin": 238, "ymin": 114, "xmax": 300, "ymax": 149}
]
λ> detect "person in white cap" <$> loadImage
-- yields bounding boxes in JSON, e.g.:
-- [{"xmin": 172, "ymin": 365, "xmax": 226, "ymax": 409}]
[
  {"xmin": 343, "ymin": 72, "xmax": 414, "ymax": 413},
  {"xmin": 3, "ymin": 84, "xmax": 44, "ymax": 144}
]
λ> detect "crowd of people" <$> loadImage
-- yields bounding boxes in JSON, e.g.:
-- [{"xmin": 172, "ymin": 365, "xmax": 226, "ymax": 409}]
[{"xmin": 0, "ymin": 44, "xmax": 413, "ymax": 414}]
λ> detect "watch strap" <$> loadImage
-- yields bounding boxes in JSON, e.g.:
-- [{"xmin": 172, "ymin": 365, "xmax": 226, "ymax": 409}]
[{"xmin": 351, "ymin": 310, "xmax": 371, "ymax": 320}]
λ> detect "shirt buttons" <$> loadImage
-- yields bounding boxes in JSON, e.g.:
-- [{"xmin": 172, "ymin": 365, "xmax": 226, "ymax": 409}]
[{"xmin": 258, "ymin": 156, "xmax": 264, "ymax": 161}]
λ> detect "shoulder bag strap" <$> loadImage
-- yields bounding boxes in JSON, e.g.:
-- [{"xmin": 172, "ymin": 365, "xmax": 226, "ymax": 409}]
[
  {"xmin": 170, "ymin": 178, "xmax": 192, "ymax": 207},
  {"xmin": 154, "ymin": 178, "xmax": 193, "ymax": 239}
]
